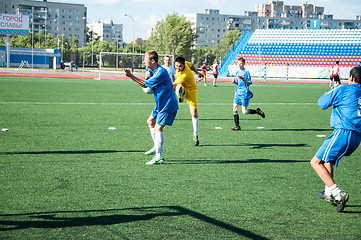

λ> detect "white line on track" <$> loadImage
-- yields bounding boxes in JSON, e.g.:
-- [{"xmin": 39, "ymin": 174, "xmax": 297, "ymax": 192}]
[
  {"xmin": 0, "ymin": 102, "xmax": 317, "ymax": 106},
  {"xmin": 0, "ymin": 102, "xmax": 154, "ymax": 105}
]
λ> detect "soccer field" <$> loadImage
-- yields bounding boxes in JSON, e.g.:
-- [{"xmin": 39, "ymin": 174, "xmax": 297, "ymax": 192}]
[{"xmin": 1, "ymin": 76, "xmax": 360, "ymax": 239}]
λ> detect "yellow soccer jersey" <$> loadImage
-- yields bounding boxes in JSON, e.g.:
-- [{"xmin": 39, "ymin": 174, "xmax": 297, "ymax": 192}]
[{"xmin": 174, "ymin": 61, "xmax": 197, "ymax": 91}]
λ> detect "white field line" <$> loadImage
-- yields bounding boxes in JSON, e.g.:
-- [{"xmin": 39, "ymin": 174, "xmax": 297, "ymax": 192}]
[{"xmin": 0, "ymin": 102, "xmax": 317, "ymax": 106}]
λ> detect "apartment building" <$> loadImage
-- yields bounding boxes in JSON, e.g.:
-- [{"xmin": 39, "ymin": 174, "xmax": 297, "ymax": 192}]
[
  {"xmin": 185, "ymin": 9, "xmax": 229, "ymax": 48},
  {"xmin": 87, "ymin": 20, "xmax": 123, "ymax": 45},
  {"xmin": 0, "ymin": 0, "xmax": 87, "ymax": 46},
  {"xmin": 255, "ymin": 1, "xmax": 324, "ymax": 19},
  {"xmin": 185, "ymin": 1, "xmax": 361, "ymax": 48}
]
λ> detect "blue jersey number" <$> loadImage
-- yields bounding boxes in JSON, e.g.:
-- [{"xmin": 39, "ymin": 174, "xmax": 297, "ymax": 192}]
[{"xmin": 358, "ymin": 99, "xmax": 361, "ymax": 117}]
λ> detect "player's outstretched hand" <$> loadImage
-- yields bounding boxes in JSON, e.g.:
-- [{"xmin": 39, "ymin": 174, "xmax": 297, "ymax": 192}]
[
  {"xmin": 145, "ymin": 70, "xmax": 151, "ymax": 79},
  {"xmin": 124, "ymin": 68, "xmax": 133, "ymax": 78}
]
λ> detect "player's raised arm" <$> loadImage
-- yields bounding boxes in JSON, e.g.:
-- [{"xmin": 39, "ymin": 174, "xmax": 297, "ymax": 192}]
[
  {"xmin": 190, "ymin": 63, "xmax": 203, "ymax": 79},
  {"xmin": 124, "ymin": 68, "xmax": 147, "ymax": 88},
  {"xmin": 317, "ymin": 91, "xmax": 333, "ymax": 110},
  {"xmin": 240, "ymin": 76, "xmax": 251, "ymax": 86}
]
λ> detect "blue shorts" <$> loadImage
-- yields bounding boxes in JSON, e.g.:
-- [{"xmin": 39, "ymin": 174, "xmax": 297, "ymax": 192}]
[
  {"xmin": 315, "ymin": 128, "xmax": 361, "ymax": 167},
  {"xmin": 152, "ymin": 110, "xmax": 177, "ymax": 126},
  {"xmin": 234, "ymin": 98, "xmax": 250, "ymax": 107}
]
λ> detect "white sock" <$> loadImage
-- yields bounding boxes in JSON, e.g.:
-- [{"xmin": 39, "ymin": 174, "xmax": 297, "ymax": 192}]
[
  {"xmin": 154, "ymin": 131, "xmax": 164, "ymax": 158},
  {"xmin": 324, "ymin": 185, "xmax": 332, "ymax": 196},
  {"xmin": 242, "ymin": 108, "xmax": 250, "ymax": 115},
  {"xmin": 192, "ymin": 117, "xmax": 199, "ymax": 136},
  {"xmin": 149, "ymin": 126, "xmax": 155, "ymax": 147},
  {"xmin": 329, "ymin": 184, "xmax": 342, "ymax": 201},
  {"xmin": 213, "ymin": 79, "xmax": 216, "ymax": 86}
]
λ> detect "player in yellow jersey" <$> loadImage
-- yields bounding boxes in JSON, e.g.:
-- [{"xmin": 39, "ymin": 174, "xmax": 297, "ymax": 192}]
[{"xmin": 173, "ymin": 56, "xmax": 203, "ymax": 146}]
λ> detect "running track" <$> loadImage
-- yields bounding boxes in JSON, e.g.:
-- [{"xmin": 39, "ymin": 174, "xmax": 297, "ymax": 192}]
[{"xmin": 0, "ymin": 69, "xmax": 328, "ymax": 84}]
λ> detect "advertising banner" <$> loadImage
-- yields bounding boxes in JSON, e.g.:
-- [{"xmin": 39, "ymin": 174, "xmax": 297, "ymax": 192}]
[
  {"xmin": 0, "ymin": 14, "xmax": 29, "ymax": 36},
  {"xmin": 228, "ymin": 65, "xmax": 351, "ymax": 79}
]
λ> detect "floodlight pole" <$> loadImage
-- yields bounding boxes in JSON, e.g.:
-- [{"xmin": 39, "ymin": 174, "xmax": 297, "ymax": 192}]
[
  {"xmin": 58, "ymin": 9, "xmax": 63, "ymax": 61},
  {"xmin": 38, "ymin": 24, "xmax": 41, "ymax": 48},
  {"xmin": 91, "ymin": 30, "xmax": 94, "ymax": 67},
  {"xmin": 84, "ymin": 17, "xmax": 94, "ymax": 67},
  {"xmin": 124, "ymin": 14, "xmax": 135, "ymax": 72},
  {"xmin": 6, "ymin": 35, "xmax": 10, "ymax": 68},
  {"xmin": 32, "ymin": 7, "xmax": 34, "ymax": 68},
  {"xmin": 116, "ymin": 37, "xmax": 119, "ymax": 70}
]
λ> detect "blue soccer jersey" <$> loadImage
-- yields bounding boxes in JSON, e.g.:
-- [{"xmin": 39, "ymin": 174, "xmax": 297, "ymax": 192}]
[
  {"xmin": 318, "ymin": 84, "xmax": 361, "ymax": 135},
  {"xmin": 234, "ymin": 69, "xmax": 253, "ymax": 100},
  {"xmin": 145, "ymin": 64, "xmax": 179, "ymax": 114}
]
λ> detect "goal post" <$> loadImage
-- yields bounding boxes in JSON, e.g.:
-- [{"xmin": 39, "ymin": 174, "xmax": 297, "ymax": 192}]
[{"xmin": 97, "ymin": 52, "xmax": 174, "ymax": 80}]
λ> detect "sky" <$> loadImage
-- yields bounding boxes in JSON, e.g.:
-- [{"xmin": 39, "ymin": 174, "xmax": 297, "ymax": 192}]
[{"xmin": 59, "ymin": 0, "xmax": 361, "ymax": 43}]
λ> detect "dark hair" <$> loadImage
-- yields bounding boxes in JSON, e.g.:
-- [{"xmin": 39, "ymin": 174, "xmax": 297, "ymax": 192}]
[
  {"xmin": 146, "ymin": 50, "xmax": 158, "ymax": 63},
  {"xmin": 336, "ymin": 61, "xmax": 339, "ymax": 64},
  {"xmin": 175, "ymin": 56, "xmax": 185, "ymax": 65},
  {"xmin": 237, "ymin": 57, "xmax": 246, "ymax": 63},
  {"xmin": 350, "ymin": 66, "xmax": 361, "ymax": 84}
]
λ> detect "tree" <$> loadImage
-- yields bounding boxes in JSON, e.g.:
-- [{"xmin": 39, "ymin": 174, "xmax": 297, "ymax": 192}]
[
  {"xmin": 192, "ymin": 46, "xmax": 217, "ymax": 68},
  {"xmin": 10, "ymin": 34, "xmax": 31, "ymax": 48},
  {"xmin": 0, "ymin": 20, "xmax": 238, "ymax": 69},
  {"xmin": 215, "ymin": 29, "xmax": 241, "ymax": 60},
  {"xmin": 61, "ymin": 36, "xmax": 79, "ymax": 62},
  {"xmin": 86, "ymin": 26, "xmax": 100, "ymax": 42},
  {"xmin": 145, "ymin": 13, "xmax": 196, "ymax": 59}
]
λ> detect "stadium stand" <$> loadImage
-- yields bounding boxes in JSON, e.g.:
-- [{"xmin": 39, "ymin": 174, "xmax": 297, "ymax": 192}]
[{"xmin": 220, "ymin": 29, "xmax": 361, "ymax": 79}]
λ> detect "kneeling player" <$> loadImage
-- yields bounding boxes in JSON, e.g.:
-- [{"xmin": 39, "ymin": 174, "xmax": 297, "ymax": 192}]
[
  {"xmin": 231, "ymin": 57, "xmax": 265, "ymax": 131},
  {"xmin": 310, "ymin": 66, "xmax": 361, "ymax": 212}
]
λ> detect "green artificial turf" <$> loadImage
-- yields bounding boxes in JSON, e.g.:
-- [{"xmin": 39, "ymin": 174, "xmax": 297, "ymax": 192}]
[{"xmin": 1, "ymin": 76, "xmax": 360, "ymax": 239}]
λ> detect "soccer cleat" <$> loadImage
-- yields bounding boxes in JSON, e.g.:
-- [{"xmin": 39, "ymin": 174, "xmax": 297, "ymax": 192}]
[
  {"xmin": 204, "ymin": 84, "xmax": 208, "ymax": 87},
  {"xmin": 318, "ymin": 191, "xmax": 334, "ymax": 203},
  {"xmin": 193, "ymin": 135, "xmax": 199, "ymax": 146},
  {"xmin": 144, "ymin": 147, "xmax": 156, "ymax": 155},
  {"xmin": 335, "ymin": 192, "xmax": 349, "ymax": 212},
  {"xmin": 332, "ymin": 83, "xmax": 341, "ymax": 89},
  {"xmin": 145, "ymin": 156, "xmax": 164, "ymax": 165},
  {"xmin": 257, "ymin": 108, "xmax": 265, "ymax": 118},
  {"xmin": 230, "ymin": 126, "xmax": 241, "ymax": 131},
  {"xmin": 175, "ymin": 85, "xmax": 185, "ymax": 103}
]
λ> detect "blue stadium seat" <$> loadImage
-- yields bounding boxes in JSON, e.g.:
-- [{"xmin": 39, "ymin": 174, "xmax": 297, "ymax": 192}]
[{"xmin": 236, "ymin": 29, "xmax": 361, "ymax": 67}]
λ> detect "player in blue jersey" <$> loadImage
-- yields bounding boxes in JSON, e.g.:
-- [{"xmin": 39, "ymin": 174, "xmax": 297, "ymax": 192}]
[
  {"xmin": 310, "ymin": 66, "xmax": 361, "ymax": 212},
  {"xmin": 230, "ymin": 57, "xmax": 265, "ymax": 131},
  {"xmin": 124, "ymin": 50, "xmax": 179, "ymax": 165}
]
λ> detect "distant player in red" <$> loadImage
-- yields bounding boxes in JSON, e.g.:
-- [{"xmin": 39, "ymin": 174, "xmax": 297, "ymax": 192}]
[
  {"xmin": 200, "ymin": 61, "xmax": 208, "ymax": 86},
  {"xmin": 330, "ymin": 60, "xmax": 341, "ymax": 89},
  {"xmin": 210, "ymin": 60, "xmax": 219, "ymax": 87}
]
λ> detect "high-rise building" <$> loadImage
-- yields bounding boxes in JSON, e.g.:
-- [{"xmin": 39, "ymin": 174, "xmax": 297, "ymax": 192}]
[
  {"xmin": 185, "ymin": 9, "xmax": 229, "ymax": 48},
  {"xmin": 254, "ymin": 1, "xmax": 325, "ymax": 19},
  {"xmin": 87, "ymin": 20, "xmax": 123, "ymax": 45},
  {"xmin": 0, "ymin": 0, "xmax": 87, "ymax": 46},
  {"xmin": 185, "ymin": 2, "xmax": 361, "ymax": 48}
]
